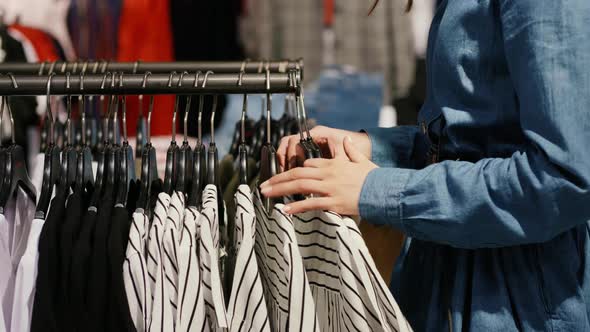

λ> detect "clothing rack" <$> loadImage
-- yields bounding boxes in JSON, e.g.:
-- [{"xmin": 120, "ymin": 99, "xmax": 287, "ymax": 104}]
[
  {"xmin": 0, "ymin": 72, "xmax": 297, "ymax": 95},
  {"xmin": 0, "ymin": 59, "xmax": 305, "ymax": 79}
]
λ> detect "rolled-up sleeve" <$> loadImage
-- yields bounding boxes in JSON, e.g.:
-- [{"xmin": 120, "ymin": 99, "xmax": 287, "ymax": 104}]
[
  {"xmin": 364, "ymin": 126, "xmax": 420, "ymax": 168},
  {"xmin": 359, "ymin": 0, "xmax": 590, "ymax": 249}
]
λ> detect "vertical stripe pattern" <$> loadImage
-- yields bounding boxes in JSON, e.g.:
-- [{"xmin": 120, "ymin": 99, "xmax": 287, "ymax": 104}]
[
  {"xmin": 124, "ymin": 211, "xmax": 151, "ymax": 332},
  {"xmin": 226, "ymin": 185, "xmax": 270, "ymax": 332},
  {"xmin": 147, "ymin": 193, "xmax": 175, "ymax": 332},
  {"xmin": 253, "ymin": 190, "xmax": 320, "ymax": 332},
  {"xmin": 176, "ymin": 206, "xmax": 209, "ymax": 332},
  {"xmin": 198, "ymin": 185, "xmax": 228, "ymax": 331}
]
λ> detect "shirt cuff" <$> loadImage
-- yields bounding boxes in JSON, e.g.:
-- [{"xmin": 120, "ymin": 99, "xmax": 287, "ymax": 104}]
[
  {"xmin": 363, "ymin": 126, "xmax": 418, "ymax": 168},
  {"xmin": 358, "ymin": 167, "xmax": 413, "ymax": 228}
]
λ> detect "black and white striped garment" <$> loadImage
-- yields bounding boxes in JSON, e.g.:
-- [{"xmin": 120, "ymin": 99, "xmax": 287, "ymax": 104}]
[
  {"xmin": 253, "ymin": 190, "xmax": 320, "ymax": 332},
  {"xmin": 146, "ymin": 193, "xmax": 175, "ymax": 332},
  {"xmin": 226, "ymin": 185, "xmax": 270, "ymax": 332},
  {"xmin": 339, "ymin": 216, "xmax": 412, "ymax": 332},
  {"xmin": 123, "ymin": 210, "xmax": 151, "ymax": 332},
  {"xmin": 176, "ymin": 207, "xmax": 209, "ymax": 332},
  {"xmin": 198, "ymin": 185, "xmax": 228, "ymax": 331},
  {"xmin": 161, "ymin": 191, "xmax": 185, "ymax": 328},
  {"xmin": 292, "ymin": 208, "xmax": 412, "ymax": 332}
]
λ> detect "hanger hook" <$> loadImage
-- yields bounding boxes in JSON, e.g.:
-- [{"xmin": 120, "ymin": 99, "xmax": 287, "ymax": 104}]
[
  {"xmin": 38, "ymin": 61, "xmax": 47, "ymax": 76},
  {"xmin": 100, "ymin": 71, "xmax": 113, "ymax": 143},
  {"xmin": 199, "ymin": 71, "xmax": 214, "ymax": 144},
  {"xmin": 5, "ymin": 73, "xmax": 18, "ymax": 144},
  {"xmin": 79, "ymin": 61, "xmax": 88, "ymax": 146},
  {"xmin": 133, "ymin": 60, "xmax": 140, "ymax": 74},
  {"xmin": 168, "ymin": 71, "xmax": 178, "ymax": 143},
  {"xmin": 238, "ymin": 70, "xmax": 248, "ymax": 144},
  {"xmin": 46, "ymin": 72, "xmax": 56, "ymax": 145},
  {"xmin": 60, "ymin": 61, "xmax": 67, "ymax": 74},
  {"xmin": 146, "ymin": 74, "xmax": 155, "ymax": 145},
  {"xmin": 119, "ymin": 72, "xmax": 128, "ymax": 144},
  {"xmin": 65, "ymin": 72, "xmax": 74, "ymax": 146},
  {"xmin": 139, "ymin": 71, "xmax": 152, "ymax": 116},
  {"xmin": 295, "ymin": 70, "xmax": 313, "ymax": 138},
  {"xmin": 265, "ymin": 68, "xmax": 272, "ymax": 145},
  {"xmin": 48, "ymin": 60, "xmax": 57, "ymax": 75},
  {"xmin": 182, "ymin": 71, "xmax": 200, "ymax": 143},
  {"xmin": 175, "ymin": 71, "xmax": 189, "ymax": 143}
]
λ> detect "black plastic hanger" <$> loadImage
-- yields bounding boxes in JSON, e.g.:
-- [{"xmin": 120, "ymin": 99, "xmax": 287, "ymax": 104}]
[
  {"xmin": 75, "ymin": 65, "xmax": 95, "ymax": 192},
  {"xmin": 137, "ymin": 72, "xmax": 159, "ymax": 211},
  {"xmin": 163, "ymin": 72, "xmax": 179, "ymax": 195},
  {"xmin": 237, "ymin": 71, "xmax": 250, "ymax": 185},
  {"xmin": 56, "ymin": 73, "xmax": 79, "ymax": 196},
  {"xmin": 103, "ymin": 92, "xmax": 120, "ymax": 199},
  {"xmin": 207, "ymin": 94, "xmax": 219, "ymax": 186},
  {"xmin": 0, "ymin": 77, "xmax": 37, "ymax": 209},
  {"xmin": 188, "ymin": 71, "xmax": 212, "ymax": 207},
  {"xmin": 259, "ymin": 69, "xmax": 280, "ymax": 211},
  {"xmin": 115, "ymin": 72, "xmax": 136, "ymax": 206},
  {"xmin": 90, "ymin": 71, "xmax": 114, "ymax": 207},
  {"xmin": 175, "ymin": 71, "xmax": 195, "ymax": 193},
  {"xmin": 37, "ymin": 73, "xmax": 61, "ymax": 218}
]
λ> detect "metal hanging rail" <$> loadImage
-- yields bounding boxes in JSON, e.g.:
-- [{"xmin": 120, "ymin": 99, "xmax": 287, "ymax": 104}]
[
  {"xmin": 0, "ymin": 72, "xmax": 297, "ymax": 96},
  {"xmin": 0, "ymin": 59, "xmax": 305, "ymax": 79}
]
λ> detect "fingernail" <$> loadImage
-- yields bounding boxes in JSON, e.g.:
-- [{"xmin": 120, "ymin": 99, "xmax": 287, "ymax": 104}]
[
  {"xmin": 260, "ymin": 180, "xmax": 269, "ymax": 188},
  {"xmin": 260, "ymin": 186, "xmax": 271, "ymax": 195},
  {"xmin": 282, "ymin": 205, "xmax": 292, "ymax": 213},
  {"xmin": 345, "ymin": 136, "xmax": 352, "ymax": 142}
]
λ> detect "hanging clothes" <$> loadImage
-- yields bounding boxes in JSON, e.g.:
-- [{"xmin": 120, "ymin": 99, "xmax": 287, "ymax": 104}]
[
  {"xmin": 0, "ymin": 188, "xmax": 37, "ymax": 332},
  {"xmin": 226, "ymin": 185, "xmax": 270, "ymax": 332}
]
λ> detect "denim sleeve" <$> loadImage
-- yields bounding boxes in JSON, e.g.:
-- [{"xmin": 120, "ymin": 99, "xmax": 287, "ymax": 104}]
[
  {"xmin": 359, "ymin": 0, "xmax": 590, "ymax": 249},
  {"xmin": 363, "ymin": 126, "xmax": 420, "ymax": 169}
]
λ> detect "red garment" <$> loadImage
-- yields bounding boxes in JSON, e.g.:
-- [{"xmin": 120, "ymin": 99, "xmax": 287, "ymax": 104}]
[
  {"xmin": 117, "ymin": 0, "xmax": 175, "ymax": 136},
  {"xmin": 324, "ymin": 0, "xmax": 334, "ymax": 26},
  {"xmin": 9, "ymin": 25, "xmax": 61, "ymax": 62}
]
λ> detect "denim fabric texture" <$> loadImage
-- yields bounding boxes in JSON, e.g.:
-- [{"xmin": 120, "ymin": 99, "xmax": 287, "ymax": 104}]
[{"xmin": 359, "ymin": 0, "xmax": 590, "ymax": 331}]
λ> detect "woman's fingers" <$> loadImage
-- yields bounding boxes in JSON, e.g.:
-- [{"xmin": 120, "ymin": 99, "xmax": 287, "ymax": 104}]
[
  {"xmin": 282, "ymin": 197, "xmax": 334, "ymax": 214},
  {"xmin": 260, "ymin": 179, "xmax": 329, "ymax": 198},
  {"xmin": 262, "ymin": 167, "xmax": 325, "ymax": 186}
]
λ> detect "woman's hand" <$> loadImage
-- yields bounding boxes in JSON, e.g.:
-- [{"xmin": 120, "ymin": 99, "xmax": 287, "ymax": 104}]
[
  {"xmin": 261, "ymin": 136, "xmax": 378, "ymax": 215},
  {"xmin": 277, "ymin": 125, "xmax": 371, "ymax": 171}
]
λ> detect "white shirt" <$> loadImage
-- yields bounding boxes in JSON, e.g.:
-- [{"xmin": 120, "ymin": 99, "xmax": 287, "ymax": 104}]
[
  {"xmin": 198, "ymin": 185, "xmax": 228, "ymax": 331},
  {"xmin": 161, "ymin": 191, "xmax": 184, "ymax": 327},
  {"xmin": 10, "ymin": 217, "xmax": 43, "ymax": 332},
  {"xmin": 147, "ymin": 193, "xmax": 174, "ymax": 332},
  {"xmin": 291, "ymin": 208, "xmax": 412, "ymax": 331},
  {"xmin": 227, "ymin": 186, "xmax": 270, "ymax": 332},
  {"xmin": 176, "ymin": 207, "xmax": 209, "ymax": 332},
  {"xmin": 253, "ymin": 190, "xmax": 320, "ymax": 332},
  {"xmin": 0, "ymin": 187, "xmax": 37, "ymax": 332},
  {"xmin": 124, "ymin": 210, "xmax": 151, "ymax": 332}
]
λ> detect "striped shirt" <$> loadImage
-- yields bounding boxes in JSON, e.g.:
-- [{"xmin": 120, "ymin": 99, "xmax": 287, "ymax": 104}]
[
  {"xmin": 253, "ymin": 190, "xmax": 320, "ymax": 332},
  {"xmin": 292, "ymin": 208, "xmax": 412, "ymax": 332},
  {"xmin": 124, "ymin": 210, "xmax": 151, "ymax": 332},
  {"xmin": 161, "ymin": 191, "xmax": 185, "ymax": 327},
  {"xmin": 147, "ymin": 193, "xmax": 175, "ymax": 332},
  {"xmin": 226, "ymin": 185, "xmax": 270, "ymax": 332},
  {"xmin": 198, "ymin": 185, "xmax": 228, "ymax": 331},
  {"xmin": 176, "ymin": 207, "xmax": 209, "ymax": 332}
]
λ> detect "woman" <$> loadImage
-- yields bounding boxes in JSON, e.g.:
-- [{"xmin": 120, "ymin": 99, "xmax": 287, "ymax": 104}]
[{"xmin": 261, "ymin": 0, "xmax": 590, "ymax": 330}]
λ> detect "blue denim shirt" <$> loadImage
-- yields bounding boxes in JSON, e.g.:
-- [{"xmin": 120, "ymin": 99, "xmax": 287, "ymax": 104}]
[{"xmin": 359, "ymin": 0, "xmax": 590, "ymax": 331}]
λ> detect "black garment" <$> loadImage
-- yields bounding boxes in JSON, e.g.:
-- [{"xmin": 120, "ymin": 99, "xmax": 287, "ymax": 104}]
[
  {"xmin": 106, "ymin": 205, "xmax": 137, "ymax": 332},
  {"xmin": 30, "ymin": 191, "xmax": 68, "ymax": 332},
  {"xmin": 69, "ymin": 205, "xmax": 99, "ymax": 332},
  {"xmin": 86, "ymin": 190, "xmax": 115, "ymax": 332},
  {"xmin": 57, "ymin": 188, "xmax": 84, "ymax": 332}
]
